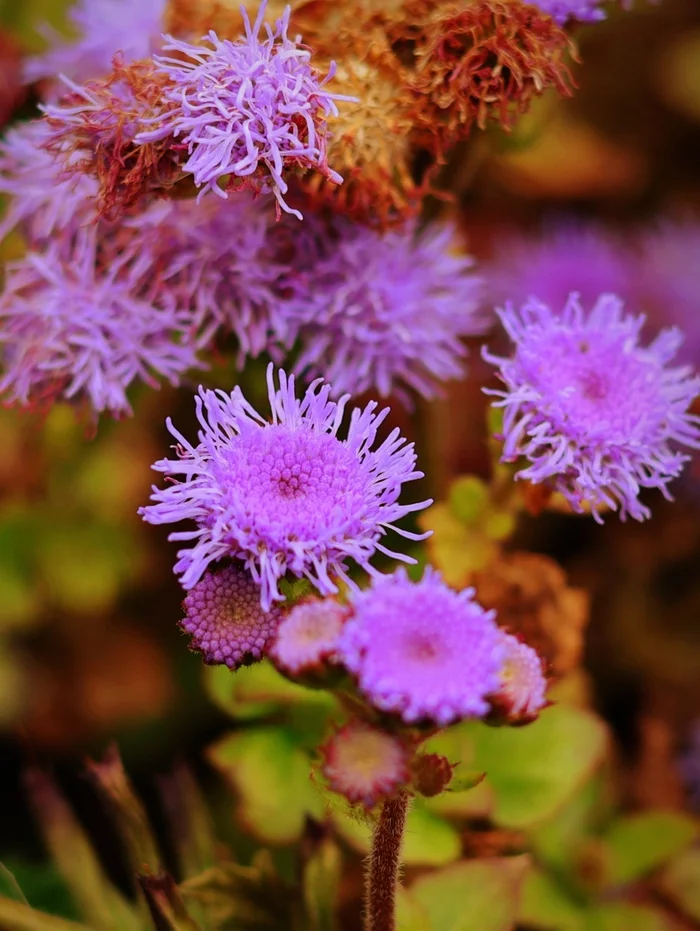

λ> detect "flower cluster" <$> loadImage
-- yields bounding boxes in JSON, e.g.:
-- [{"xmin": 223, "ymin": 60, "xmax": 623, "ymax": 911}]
[
  {"xmin": 484, "ymin": 294, "xmax": 700, "ymax": 521},
  {"xmin": 136, "ymin": 2, "xmax": 349, "ymax": 218},
  {"xmin": 532, "ymin": 0, "xmax": 606, "ymax": 25},
  {"xmin": 140, "ymin": 366, "xmax": 430, "ymax": 609}
]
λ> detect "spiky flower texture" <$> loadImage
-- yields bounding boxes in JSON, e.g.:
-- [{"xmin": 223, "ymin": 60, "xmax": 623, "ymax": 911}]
[
  {"xmin": 140, "ymin": 366, "xmax": 430, "ymax": 610},
  {"xmin": 337, "ymin": 568, "xmax": 504, "ymax": 726},
  {"xmin": 485, "ymin": 295, "xmax": 700, "ymax": 521},
  {"xmin": 181, "ymin": 565, "xmax": 283, "ymax": 668},
  {"xmin": 137, "ymin": 2, "xmax": 347, "ymax": 218}
]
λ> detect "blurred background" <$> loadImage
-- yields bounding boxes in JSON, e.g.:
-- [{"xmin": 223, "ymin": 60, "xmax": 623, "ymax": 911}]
[{"xmin": 1, "ymin": 0, "xmax": 700, "ymax": 927}]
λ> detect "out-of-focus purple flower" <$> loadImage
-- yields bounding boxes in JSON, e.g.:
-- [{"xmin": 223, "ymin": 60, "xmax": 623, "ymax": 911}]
[
  {"xmin": 636, "ymin": 222, "xmax": 700, "ymax": 367},
  {"xmin": 336, "ymin": 567, "xmax": 504, "ymax": 726},
  {"xmin": 291, "ymin": 219, "xmax": 486, "ymax": 402},
  {"xmin": 490, "ymin": 630, "xmax": 547, "ymax": 723},
  {"xmin": 270, "ymin": 597, "xmax": 349, "ymax": 675},
  {"xmin": 0, "ymin": 222, "xmax": 201, "ymax": 417},
  {"xmin": 486, "ymin": 223, "xmax": 635, "ymax": 312},
  {"xmin": 139, "ymin": 366, "xmax": 430, "ymax": 610},
  {"xmin": 531, "ymin": 0, "xmax": 606, "ymax": 25},
  {"xmin": 0, "ymin": 119, "xmax": 98, "ymax": 243},
  {"xmin": 180, "ymin": 564, "xmax": 283, "ymax": 669},
  {"xmin": 136, "ymin": 3, "xmax": 349, "ymax": 218},
  {"xmin": 24, "ymin": 0, "xmax": 166, "ymax": 92},
  {"xmin": 161, "ymin": 193, "xmax": 305, "ymax": 362},
  {"xmin": 484, "ymin": 294, "xmax": 700, "ymax": 522},
  {"xmin": 679, "ymin": 721, "xmax": 700, "ymax": 811}
]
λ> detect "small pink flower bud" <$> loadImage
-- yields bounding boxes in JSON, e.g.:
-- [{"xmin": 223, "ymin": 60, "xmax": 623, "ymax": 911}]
[
  {"xmin": 321, "ymin": 721, "xmax": 411, "ymax": 808},
  {"xmin": 489, "ymin": 631, "xmax": 548, "ymax": 725}
]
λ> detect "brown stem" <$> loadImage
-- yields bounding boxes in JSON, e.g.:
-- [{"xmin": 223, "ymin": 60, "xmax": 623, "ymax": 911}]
[{"xmin": 365, "ymin": 792, "xmax": 410, "ymax": 931}]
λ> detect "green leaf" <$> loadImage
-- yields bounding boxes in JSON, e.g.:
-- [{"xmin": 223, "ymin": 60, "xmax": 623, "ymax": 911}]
[
  {"xmin": 205, "ymin": 662, "xmax": 336, "ymax": 722},
  {"xmin": 518, "ymin": 868, "xmax": 585, "ymax": 931},
  {"xmin": 448, "ymin": 476, "xmax": 489, "ymax": 525},
  {"xmin": 410, "ymin": 858, "xmax": 527, "ymax": 931},
  {"xmin": 332, "ymin": 800, "xmax": 461, "ymax": 867},
  {"xmin": 207, "ymin": 728, "xmax": 323, "ymax": 845},
  {"xmin": 598, "ymin": 812, "xmax": 697, "ymax": 887},
  {"xmin": 584, "ymin": 903, "xmax": 672, "ymax": 931},
  {"xmin": 468, "ymin": 705, "xmax": 608, "ymax": 829},
  {"xmin": 0, "ymin": 898, "xmax": 90, "ymax": 931},
  {"xmin": 303, "ymin": 835, "xmax": 341, "ymax": 931},
  {"xmin": 395, "ymin": 888, "xmax": 431, "ymax": 931},
  {"xmin": 658, "ymin": 847, "xmax": 700, "ymax": 922}
]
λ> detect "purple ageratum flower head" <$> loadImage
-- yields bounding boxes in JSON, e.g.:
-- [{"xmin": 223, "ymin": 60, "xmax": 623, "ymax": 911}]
[
  {"xmin": 290, "ymin": 218, "xmax": 486, "ymax": 403},
  {"xmin": 136, "ymin": 2, "xmax": 350, "ymax": 219},
  {"xmin": 270, "ymin": 597, "xmax": 349, "ymax": 675},
  {"xmin": 483, "ymin": 294, "xmax": 700, "ymax": 522},
  {"xmin": 0, "ymin": 222, "xmax": 201, "ymax": 417},
  {"xmin": 531, "ymin": 0, "xmax": 606, "ymax": 25},
  {"xmin": 161, "ymin": 193, "xmax": 306, "ymax": 362},
  {"xmin": 485, "ymin": 222, "xmax": 635, "ymax": 313},
  {"xmin": 139, "ymin": 365, "xmax": 431, "ymax": 611},
  {"xmin": 181, "ymin": 564, "xmax": 283, "ymax": 668},
  {"xmin": 0, "ymin": 119, "xmax": 98, "ymax": 244},
  {"xmin": 24, "ymin": 0, "xmax": 166, "ymax": 92},
  {"xmin": 489, "ymin": 630, "xmax": 547, "ymax": 723},
  {"xmin": 336, "ymin": 567, "xmax": 505, "ymax": 726}
]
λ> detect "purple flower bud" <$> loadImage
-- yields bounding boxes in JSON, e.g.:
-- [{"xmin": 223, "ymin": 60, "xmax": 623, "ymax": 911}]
[{"xmin": 270, "ymin": 597, "xmax": 349, "ymax": 676}]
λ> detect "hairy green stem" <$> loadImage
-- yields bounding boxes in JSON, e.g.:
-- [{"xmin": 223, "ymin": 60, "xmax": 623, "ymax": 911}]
[{"xmin": 365, "ymin": 792, "xmax": 410, "ymax": 931}]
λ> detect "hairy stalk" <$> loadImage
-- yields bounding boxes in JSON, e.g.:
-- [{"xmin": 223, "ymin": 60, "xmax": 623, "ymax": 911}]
[{"xmin": 365, "ymin": 791, "xmax": 410, "ymax": 931}]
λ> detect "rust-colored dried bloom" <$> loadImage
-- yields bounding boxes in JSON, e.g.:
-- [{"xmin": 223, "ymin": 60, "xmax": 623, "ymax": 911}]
[
  {"xmin": 469, "ymin": 552, "xmax": 588, "ymax": 677},
  {"xmin": 321, "ymin": 721, "xmax": 411, "ymax": 807},
  {"xmin": 297, "ymin": 17, "xmax": 429, "ymax": 228},
  {"xmin": 165, "ymin": 0, "xmax": 297, "ymax": 38},
  {"xmin": 403, "ymin": 0, "xmax": 575, "ymax": 153},
  {"xmin": 42, "ymin": 57, "xmax": 181, "ymax": 218}
]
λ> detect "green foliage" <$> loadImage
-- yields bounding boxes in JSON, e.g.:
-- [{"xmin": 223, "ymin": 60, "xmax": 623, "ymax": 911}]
[
  {"xmin": 658, "ymin": 847, "xmax": 700, "ymax": 922},
  {"xmin": 302, "ymin": 835, "xmax": 342, "ymax": 931}
]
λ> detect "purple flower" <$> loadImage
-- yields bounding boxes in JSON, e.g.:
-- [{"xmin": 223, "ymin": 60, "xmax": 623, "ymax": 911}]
[
  {"xmin": 270, "ymin": 597, "xmax": 349, "ymax": 675},
  {"xmin": 485, "ymin": 222, "xmax": 635, "ymax": 312},
  {"xmin": 161, "ymin": 193, "xmax": 305, "ymax": 362},
  {"xmin": 291, "ymin": 219, "xmax": 486, "ymax": 402},
  {"xmin": 531, "ymin": 0, "xmax": 606, "ymax": 25},
  {"xmin": 0, "ymin": 119, "xmax": 98, "ymax": 243},
  {"xmin": 0, "ymin": 222, "xmax": 201, "ymax": 417},
  {"xmin": 679, "ymin": 722, "xmax": 700, "ymax": 811},
  {"xmin": 139, "ymin": 366, "xmax": 431, "ymax": 610},
  {"xmin": 181, "ymin": 564, "xmax": 283, "ymax": 669},
  {"xmin": 336, "ymin": 567, "xmax": 505, "ymax": 726},
  {"xmin": 484, "ymin": 294, "xmax": 700, "ymax": 521},
  {"xmin": 490, "ymin": 631, "xmax": 547, "ymax": 723},
  {"xmin": 136, "ymin": 3, "xmax": 349, "ymax": 218},
  {"xmin": 24, "ymin": 0, "xmax": 166, "ymax": 92},
  {"xmin": 636, "ymin": 222, "xmax": 700, "ymax": 367}
]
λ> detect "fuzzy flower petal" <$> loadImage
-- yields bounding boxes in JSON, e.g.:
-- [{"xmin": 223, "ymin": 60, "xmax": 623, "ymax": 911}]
[
  {"xmin": 291, "ymin": 218, "xmax": 486, "ymax": 402},
  {"xmin": 0, "ymin": 119, "xmax": 98, "ymax": 243},
  {"xmin": 270, "ymin": 597, "xmax": 349, "ymax": 675},
  {"xmin": 139, "ymin": 365, "xmax": 431, "ymax": 610},
  {"xmin": 337, "ymin": 567, "xmax": 505, "ymax": 726},
  {"xmin": 136, "ymin": 2, "xmax": 349, "ymax": 218},
  {"xmin": 24, "ymin": 0, "xmax": 166, "ymax": 91},
  {"xmin": 484, "ymin": 294, "xmax": 700, "ymax": 521},
  {"xmin": 321, "ymin": 721, "xmax": 411, "ymax": 807},
  {"xmin": 490, "ymin": 630, "xmax": 547, "ymax": 722},
  {"xmin": 180, "ymin": 564, "xmax": 283, "ymax": 668},
  {"xmin": 0, "ymin": 223, "xmax": 201, "ymax": 417}
]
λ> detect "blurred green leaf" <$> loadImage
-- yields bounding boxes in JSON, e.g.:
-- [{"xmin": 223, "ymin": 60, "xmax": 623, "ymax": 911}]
[
  {"xmin": 205, "ymin": 662, "xmax": 336, "ymax": 722},
  {"xmin": 597, "ymin": 812, "xmax": 697, "ymax": 887},
  {"xmin": 658, "ymin": 847, "xmax": 700, "ymax": 922},
  {"xmin": 207, "ymin": 728, "xmax": 323, "ymax": 845},
  {"xmin": 0, "ymin": 897, "xmax": 89, "ymax": 931},
  {"xmin": 469, "ymin": 706, "xmax": 608, "ymax": 829},
  {"xmin": 137, "ymin": 874, "xmax": 202, "ymax": 931},
  {"xmin": 332, "ymin": 801, "xmax": 461, "ymax": 867},
  {"xmin": 395, "ymin": 888, "xmax": 431, "ymax": 931},
  {"xmin": 448, "ymin": 476, "xmax": 489, "ymax": 525},
  {"xmin": 158, "ymin": 765, "xmax": 218, "ymax": 882},
  {"xmin": 410, "ymin": 858, "xmax": 527, "ymax": 931},
  {"xmin": 518, "ymin": 868, "xmax": 585, "ymax": 931},
  {"xmin": 303, "ymin": 835, "xmax": 341, "ymax": 931},
  {"xmin": 583, "ymin": 903, "xmax": 672, "ymax": 931}
]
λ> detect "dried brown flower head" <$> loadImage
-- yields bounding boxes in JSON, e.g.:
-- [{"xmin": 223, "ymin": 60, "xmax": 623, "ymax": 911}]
[
  {"xmin": 164, "ymin": 0, "xmax": 293, "ymax": 39},
  {"xmin": 44, "ymin": 57, "xmax": 182, "ymax": 218},
  {"xmin": 469, "ymin": 551, "xmax": 589, "ymax": 677},
  {"xmin": 398, "ymin": 0, "xmax": 575, "ymax": 154}
]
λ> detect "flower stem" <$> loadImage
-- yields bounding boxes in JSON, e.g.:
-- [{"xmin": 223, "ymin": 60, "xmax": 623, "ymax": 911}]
[{"xmin": 365, "ymin": 792, "xmax": 410, "ymax": 931}]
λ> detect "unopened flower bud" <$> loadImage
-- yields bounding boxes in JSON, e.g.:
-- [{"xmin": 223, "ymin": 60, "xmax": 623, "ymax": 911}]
[
  {"xmin": 270, "ymin": 597, "xmax": 349, "ymax": 681},
  {"xmin": 488, "ymin": 631, "xmax": 548, "ymax": 725},
  {"xmin": 411, "ymin": 753, "xmax": 456, "ymax": 797},
  {"xmin": 321, "ymin": 721, "xmax": 411, "ymax": 807}
]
